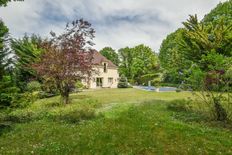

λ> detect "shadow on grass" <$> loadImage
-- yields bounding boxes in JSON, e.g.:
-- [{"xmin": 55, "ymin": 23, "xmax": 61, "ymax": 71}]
[{"xmin": 0, "ymin": 122, "xmax": 12, "ymax": 136}]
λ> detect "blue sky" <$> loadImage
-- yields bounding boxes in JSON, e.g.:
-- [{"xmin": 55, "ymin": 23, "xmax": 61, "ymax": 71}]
[{"xmin": 0, "ymin": 0, "xmax": 226, "ymax": 52}]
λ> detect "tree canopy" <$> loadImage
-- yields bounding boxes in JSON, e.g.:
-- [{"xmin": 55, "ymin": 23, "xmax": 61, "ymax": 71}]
[
  {"xmin": 0, "ymin": 20, "xmax": 9, "ymax": 80},
  {"xmin": 99, "ymin": 47, "xmax": 119, "ymax": 66},
  {"xmin": 159, "ymin": 0, "xmax": 232, "ymax": 84},
  {"xmin": 119, "ymin": 44, "xmax": 159, "ymax": 84},
  {"xmin": 33, "ymin": 19, "xmax": 95, "ymax": 104}
]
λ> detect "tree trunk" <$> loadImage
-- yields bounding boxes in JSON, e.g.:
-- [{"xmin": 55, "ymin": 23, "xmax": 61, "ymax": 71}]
[{"xmin": 60, "ymin": 83, "xmax": 70, "ymax": 104}]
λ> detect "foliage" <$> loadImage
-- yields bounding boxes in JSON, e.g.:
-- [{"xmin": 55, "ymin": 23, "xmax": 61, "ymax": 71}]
[
  {"xmin": 117, "ymin": 75, "xmax": 129, "ymax": 88},
  {"xmin": 40, "ymin": 78, "xmax": 59, "ymax": 96},
  {"xmin": 26, "ymin": 81, "xmax": 41, "ymax": 92},
  {"xmin": 99, "ymin": 47, "xmax": 119, "ymax": 66},
  {"xmin": 185, "ymin": 64, "xmax": 232, "ymax": 121},
  {"xmin": 11, "ymin": 34, "xmax": 43, "ymax": 92},
  {"xmin": 33, "ymin": 19, "xmax": 95, "ymax": 104},
  {"xmin": 182, "ymin": 15, "xmax": 232, "ymax": 70},
  {"xmin": 74, "ymin": 80, "xmax": 85, "ymax": 91},
  {"xmin": 203, "ymin": 0, "xmax": 232, "ymax": 26},
  {"xmin": 0, "ymin": 20, "xmax": 9, "ymax": 80},
  {"xmin": 0, "ymin": 0, "xmax": 23, "ymax": 7},
  {"xmin": 159, "ymin": 0, "xmax": 232, "ymax": 84},
  {"xmin": 159, "ymin": 28, "xmax": 191, "ymax": 83},
  {"xmin": 0, "ymin": 76, "xmax": 19, "ymax": 108},
  {"xmin": 118, "ymin": 44, "xmax": 159, "ymax": 84}
]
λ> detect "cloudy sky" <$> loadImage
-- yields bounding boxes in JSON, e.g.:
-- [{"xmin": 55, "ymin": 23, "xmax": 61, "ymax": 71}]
[{"xmin": 0, "ymin": 0, "xmax": 226, "ymax": 52}]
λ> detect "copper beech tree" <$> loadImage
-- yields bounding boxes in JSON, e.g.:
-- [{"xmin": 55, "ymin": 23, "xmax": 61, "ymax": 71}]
[{"xmin": 33, "ymin": 19, "xmax": 95, "ymax": 104}]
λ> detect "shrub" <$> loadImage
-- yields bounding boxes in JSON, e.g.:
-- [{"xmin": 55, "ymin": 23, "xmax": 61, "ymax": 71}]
[
  {"xmin": 11, "ymin": 92, "xmax": 39, "ymax": 108},
  {"xmin": 118, "ymin": 75, "xmax": 129, "ymax": 88},
  {"xmin": 27, "ymin": 81, "xmax": 41, "ymax": 92}
]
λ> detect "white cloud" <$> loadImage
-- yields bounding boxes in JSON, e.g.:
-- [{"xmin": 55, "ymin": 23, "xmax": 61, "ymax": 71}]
[{"xmin": 0, "ymin": 0, "xmax": 226, "ymax": 52}]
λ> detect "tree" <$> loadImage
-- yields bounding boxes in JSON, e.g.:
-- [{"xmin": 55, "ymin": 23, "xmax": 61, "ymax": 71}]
[
  {"xmin": 131, "ymin": 45, "xmax": 159, "ymax": 84},
  {"xmin": 0, "ymin": 0, "xmax": 23, "ymax": 7},
  {"xmin": 118, "ymin": 47, "xmax": 133, "ymax": 80},
  {"xmin": 99, "ymin": 47, "xmax": 119, "ymax": 66},
  {"xmin": 159, "ymin": 28, "xmax": 192, "ymax": 83},
  {"xmin": 0, "ymin": 20, "xmax": 9, "ymax": 80},
  {"xmin": 182, "ymin": 14, "xmax": 232, "ymax": 71},
  {"xmin": 118, "ymin": 44, "xmax": 159, "ymax": 84},
  {"xmin": 33, "ymin": 19, "xmax": 95, "ymax": 104},
  {"xmin": 203, "ymin": 0, "xmax": 232, "ymax": 26},
  {"xmin": 182, "ymin": 15, "xmax": 232, "ymax": 122},
  {"xmin": 11, "ymin": 34, "xmax": 43, "ymax": 91}
]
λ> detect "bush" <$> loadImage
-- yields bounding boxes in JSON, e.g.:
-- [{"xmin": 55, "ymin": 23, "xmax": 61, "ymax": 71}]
[
  {"xmin": 118, "ymin": 75, "xmax": 129, "ymax": 88},
  {"xmin": 27, "ymin": 81, "xmax": 41, "ymax": 92},
  {"xmin": 167, "ymin": 99, "xmax": 192, "ymax": 112},
  {"xmin": 11, "ymin": 92, "xmax": 39, "ymax": 108}
]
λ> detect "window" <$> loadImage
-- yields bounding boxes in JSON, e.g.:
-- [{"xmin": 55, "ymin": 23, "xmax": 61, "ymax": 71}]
[
  {"xmin": 108, "ymin": 78, "xmax": 113, "ymax": 84},
  {"xmin": 96, "ymin": 78, "xmax": 103, "ymax": 87},
  {"xmin": 103, "ymin": 63, "xmax": 107, "ymax": 73}
]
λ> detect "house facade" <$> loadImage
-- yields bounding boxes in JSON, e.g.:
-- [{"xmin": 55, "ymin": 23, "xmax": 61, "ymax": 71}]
[{"xmin": 82, "ymin": 51, "xmax": 119, "ymax": 89}]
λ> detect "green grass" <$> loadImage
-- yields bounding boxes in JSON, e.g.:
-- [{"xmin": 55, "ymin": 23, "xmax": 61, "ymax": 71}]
[{"xmin": 0, "ymin": 88, "xmax": 232, "ymax": 154}]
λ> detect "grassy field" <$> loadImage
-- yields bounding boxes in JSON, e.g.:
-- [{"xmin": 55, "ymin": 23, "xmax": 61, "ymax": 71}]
[{"xmin": 0, "ymin": 88, "xmax": 232, "ymax": 154}]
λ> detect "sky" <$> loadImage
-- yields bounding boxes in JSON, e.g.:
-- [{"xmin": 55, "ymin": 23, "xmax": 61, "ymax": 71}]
[{"xmin": 0, "ymin": 0, "xmax": 227, "ymax": 52}]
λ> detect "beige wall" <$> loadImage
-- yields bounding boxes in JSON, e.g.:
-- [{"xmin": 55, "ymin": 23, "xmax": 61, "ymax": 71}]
[{"xmin": 82, "ymin": 65, "xmax": 119, "ymax": 89}]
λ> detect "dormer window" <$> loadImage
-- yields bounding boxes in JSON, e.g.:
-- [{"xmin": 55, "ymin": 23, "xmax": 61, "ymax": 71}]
[{"xmin": 103, "ymin": 62, "xmax": 107, "ymax": 73}]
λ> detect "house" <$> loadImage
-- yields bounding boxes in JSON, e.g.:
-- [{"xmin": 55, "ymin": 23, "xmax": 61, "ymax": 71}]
[{"xmin": 82, "ymin": 51, "xmax": 119, "ymax": 89}]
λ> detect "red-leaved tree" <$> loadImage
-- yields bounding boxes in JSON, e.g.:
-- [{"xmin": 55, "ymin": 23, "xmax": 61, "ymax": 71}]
[{"xmin": 33, "ymin": 19, "xmax": 95, "ymax": 104}]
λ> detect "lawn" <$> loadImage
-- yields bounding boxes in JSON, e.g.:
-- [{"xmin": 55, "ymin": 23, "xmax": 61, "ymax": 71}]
[{"xmin": 0, "ymin": 88, "xmax": 232, "ymax": 154}]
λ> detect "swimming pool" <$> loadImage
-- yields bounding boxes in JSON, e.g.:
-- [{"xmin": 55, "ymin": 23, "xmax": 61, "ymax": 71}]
[{"xmin": 134, "ymin": 86, "xmax": 177, "ymax": 92}]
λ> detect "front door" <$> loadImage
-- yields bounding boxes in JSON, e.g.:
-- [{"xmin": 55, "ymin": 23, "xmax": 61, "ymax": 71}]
[{"xmin": 96, "ymin": 78, "xmax": 103, "ymax": 87}]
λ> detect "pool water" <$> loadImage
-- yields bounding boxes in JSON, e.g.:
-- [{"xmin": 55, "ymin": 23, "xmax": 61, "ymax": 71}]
[{"xmin": 135, "ymin": 86, "xmax": 177, "ymax": 92}]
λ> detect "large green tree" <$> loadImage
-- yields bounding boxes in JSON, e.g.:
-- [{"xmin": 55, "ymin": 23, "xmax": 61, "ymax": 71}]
[
  {"xmin": 182, "ymin": 14, "xmax": 232, "ymax": 71},
  {"xmin": 119, "ymin": 44, "xmax": 159, "ymax": 84},
  {"xmin": 159, "ymin": 0, "xmax": 232, "ymax": 84},
  {"xmin": 0, "ymin": 20, "xmax": 9, "ymax": 80},
  {"xmin": 99, "ymin": 47, "xmax": 119, "ymax": 66},
  {"xmin": 159, "ymin": 28, "xmax": 192, "ymax": 83},
  {"xmin": 11, "ymin": 34, "xmax": 43, "ymax": 91}
]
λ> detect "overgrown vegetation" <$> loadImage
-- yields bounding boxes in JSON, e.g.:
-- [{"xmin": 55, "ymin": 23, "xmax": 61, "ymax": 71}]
[{"xmin": 1, "ymin": 89, "xmax": 232, "ymax": 154}]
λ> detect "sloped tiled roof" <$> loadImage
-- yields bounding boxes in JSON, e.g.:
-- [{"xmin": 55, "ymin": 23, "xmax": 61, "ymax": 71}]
[{"xmin": 92, "ymin": 51, "xmax": 118, "ymax": 68}]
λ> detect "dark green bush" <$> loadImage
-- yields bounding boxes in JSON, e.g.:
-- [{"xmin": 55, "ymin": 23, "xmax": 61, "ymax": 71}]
[{"xmin": 118, "ymin": 75, "xmax": 129, "ymax": 88}]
